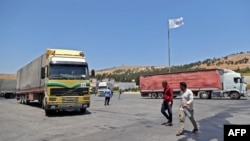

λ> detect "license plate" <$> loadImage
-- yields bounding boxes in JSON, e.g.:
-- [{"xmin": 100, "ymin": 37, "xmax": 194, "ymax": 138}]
[{"xmin": 62, "ymin": 97, "xmax": 77, "ymax": 102}]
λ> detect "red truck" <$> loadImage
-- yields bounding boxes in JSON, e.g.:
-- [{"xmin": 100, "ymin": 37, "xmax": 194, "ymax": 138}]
[{"xmin": 140, "ymin": 69, "xmax": 247, "ymax": 99}]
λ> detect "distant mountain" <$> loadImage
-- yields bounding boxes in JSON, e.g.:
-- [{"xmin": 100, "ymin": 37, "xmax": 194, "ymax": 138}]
[
  {"xmin": 1, "ymin": 51, "xmax": 250, "ymax": 79},
  {"xmin": 190, "ymin": 52, "xmax": 250, "ymax": 70},
  {"xmin": 96, "ymin": 65, "xmax": 165, "ymax": 75},
  {"xmin": 96, "ymin": 51, "xmax": 250, "ymax": 75},
  {"xmin": 0, "ymin": 74, "xmax": 16, "ymax": 79}
]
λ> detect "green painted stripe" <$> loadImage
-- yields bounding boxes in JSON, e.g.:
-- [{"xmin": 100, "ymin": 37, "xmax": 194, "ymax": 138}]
[
  {"xmin": 47, "ymin": 81, "xmax": 90, "ymax": 88},
  {"xmin": 86, "ymin": 82, "xmax": 90, "ymax": 86},
  {"xmin": 47, "ymin": 82, "xmax": 69, "ymax": 88},
  {"xmin": 72, "ymin": 83, "xmax": 81, "ymax": 88}
]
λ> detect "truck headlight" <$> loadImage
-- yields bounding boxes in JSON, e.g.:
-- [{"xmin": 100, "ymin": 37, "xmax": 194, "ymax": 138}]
[{"xmin": 84, "ymin": 97, "xmax": 90, "ymax": 100}]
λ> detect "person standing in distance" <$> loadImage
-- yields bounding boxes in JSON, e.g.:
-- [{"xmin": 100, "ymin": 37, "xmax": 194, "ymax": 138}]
[
  {"xmin": 104, "ymin": 87, "xmax": 112, "ymax": 106},
  {"xmin": 118, "ymin": 89, "xmax": 122, "ymax": 99},
  {"xmin": 161, "ymin": 80, "xmax": 173, "ymax": 126},
  {"xmin": 176, "ymin": 82, "xmax": 199, "ymax": 136}
]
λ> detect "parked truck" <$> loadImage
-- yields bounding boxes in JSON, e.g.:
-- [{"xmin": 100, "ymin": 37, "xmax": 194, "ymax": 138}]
[
  {"xmin": 0, "ymin": 79, "xmax": 16, "ymax": 98},
  {"xmin": 97, "ymin": 81, "xmax": 114, "ymax": 97},
  {"xmin": 16, "ymin": 48, "xmax": 94, "ymax": 115},
  {"xmin": 140, "ymin": 69, "xmax": 247, "ymax": 100}
]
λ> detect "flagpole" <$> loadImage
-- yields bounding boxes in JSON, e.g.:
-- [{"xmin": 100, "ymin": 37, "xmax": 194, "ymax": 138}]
[
  {"xmin": 167, "ymin": 17, "xmax": 183, "ymax": 73},
  {"xmin": 168, "ymin": 21, "xmax": 171, "ymax": 73}
]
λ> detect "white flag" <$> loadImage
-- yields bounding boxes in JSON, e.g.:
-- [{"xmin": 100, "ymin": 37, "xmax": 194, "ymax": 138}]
[{"xmin": 168, "ymin": 17, "xmax": 184, "ymax": 29}]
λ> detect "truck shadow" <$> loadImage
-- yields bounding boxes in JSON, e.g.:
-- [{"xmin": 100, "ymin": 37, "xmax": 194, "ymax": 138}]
[
  {"xmin": 26, "ymin": 102, "xmax": 43, "ymax": 109},
  {"xmin": 140, "ymin": 97, "xmax": 162, "ymax": 100},
  {"xmin": 46, "ymin": 110, "xmax": 92, "ymax": 117},
  {"xmin": 174, "ymin": 97, "xmax": 248, "ymax": 101},
  {"xmin": 21, "ymin": 102, "xmax": 92, "ymax": 117},
  {"xmin": 140, "ymin": 96, "xmax": 249, "ymax": 100},
  {"xmin": 177, "ymin": 106, "xmax": 249, "ymax": 141}
]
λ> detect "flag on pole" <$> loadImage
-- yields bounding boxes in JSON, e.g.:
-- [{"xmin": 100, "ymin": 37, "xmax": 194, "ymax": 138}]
[{"xmin": 168, "ymin": 17, "xmax": 184, "ymax": 29}]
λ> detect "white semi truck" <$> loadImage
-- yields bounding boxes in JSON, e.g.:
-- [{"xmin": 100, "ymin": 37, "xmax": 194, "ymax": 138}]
[
  {"xmin": 97, "ymin": 81, "xmax": 114, "ymax": 97},
  {"xmin": 140, "ymin": 69, "xmax": 247, "ymax": 99}
]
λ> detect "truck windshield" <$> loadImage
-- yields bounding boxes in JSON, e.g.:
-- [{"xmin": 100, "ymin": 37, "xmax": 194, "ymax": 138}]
[
  {"xmin": 49, "ymin": 64, "xmax": 89, "ymax": 80},
  {"xmin": 240, "ymin": 77, "xmax": 246, "ymax": 83}
]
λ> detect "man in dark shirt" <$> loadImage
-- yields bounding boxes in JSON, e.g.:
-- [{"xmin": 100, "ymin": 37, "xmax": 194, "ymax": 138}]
[{"xmin": 161, "ymin": 80, "xmax": 174, "ymax": 126}]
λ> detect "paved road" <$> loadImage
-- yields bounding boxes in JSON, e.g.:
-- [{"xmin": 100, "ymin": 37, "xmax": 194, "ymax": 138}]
[{"xmin": 0, "ymin": 94, "xmax": 250, "ymax": 141}]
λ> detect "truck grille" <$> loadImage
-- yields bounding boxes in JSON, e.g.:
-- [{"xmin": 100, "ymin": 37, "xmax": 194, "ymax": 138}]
[{"xmin": 50, "ymin": 88, "xmax": 89, "ymax": 96}]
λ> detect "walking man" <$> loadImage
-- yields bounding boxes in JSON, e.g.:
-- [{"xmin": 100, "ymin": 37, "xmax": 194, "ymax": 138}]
[
  {"xmin": 118, "ymin": 89, "xmax": 122, "ymax": 99},
  {"xmin": 176, "ymin": 82, "xmax": 199, "ymax": 136},
  {"xmin": 161, "ymin": 80, "xmax": 173, "ymax": 126},
  {"xmin": 104, "ymin": 87, "xmax": 112, "ymax": 106}
]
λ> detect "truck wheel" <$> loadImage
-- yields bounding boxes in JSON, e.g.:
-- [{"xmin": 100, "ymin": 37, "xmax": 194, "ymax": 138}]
[
  {"xmin": 151, "ymin": 93, "xmax": 158, "ymax": 99},
  {"xmin": 24, "ymin": 95, "xmax": 30, "ymax": 105},
  {"xmin": 42, "ymin": 97, "xmax": 46, "ymax": 109},
  {"xmin": 80, "ymin": 108, "xmax": 86, "ymax": 114},
  {"xmin": 19, "ymin": 96, "xmax": 22, "ymax": 104},
  {"xmin": 42, "ymin": 102, "xmax": 44, "ymax": 109},
  {"xmin": 24, "ymin": 100, "xmax": 30, "ymax": 105},
  {"xmin": 20, "ymin": 95, "xmax": 24, "ymax": 104},
  {"xmin": 10, "ymin": 94, "xmax": 14, "ymax": 98},
  {"xmin": 4, "ymin": 93, "xmax": 10, "ymax": 99},
  {"xmin": 45, "ymin": 109, "xmax": 51, "ymax": 116},
  {"xmin": 230, "ymin": 92, "xmax": 240, "ymax": 100},
  {"xmin": 199, "ymin": 91, "xmax": 209, "ymax": 99},
  {"xmin": 158, "ymin": 93, "xmax": 163, "ymax": 99}
]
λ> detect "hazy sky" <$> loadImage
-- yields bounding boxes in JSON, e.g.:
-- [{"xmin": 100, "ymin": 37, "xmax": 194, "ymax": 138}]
[{"xmin": 1, "ymin": 0, "xmax": 249, "ymax": 73}]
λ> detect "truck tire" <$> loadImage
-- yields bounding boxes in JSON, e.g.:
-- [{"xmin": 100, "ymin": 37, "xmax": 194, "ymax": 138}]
[
  {"xmin": 24, "ymin": 95, "xmax": 30, "ymax": 105},
  {"xmin": 42, "ymin": 97, "xmax": 46, "ymax": 109},
  {"xmin": 199, "ymin": 91, "xmax": 210, "ymax": 99},
  {"xmin": 158, "ymin": 93, "xmax": 163, "ymax": 99},
  {"xmin": 80, "ymin": 108, "xmax": 86, "ymax": 114},
  {"xmin": 20, "ymin": 95, "xmax": 24, "ymax": 104},
  {"xmin": 230, "ymin": 92, "xmax": 240, "ymax": 100},
  {"xmin": 4, "ymin": 93, "xmax": 10, "ymax": 99},
  {"xmin": 19, "ymin": 96, "xmax": 22, "ymax": 104},
  {"xmin": 38, "ymin": 95, "xmax": 43, "ymax": 105},
  {"xmin": 45, "ymin": 109, "xmax": 51, "ymax": 116},
  {"xmin": 151, "ymin": 93, "xmax": 158, "ymax": 99},
  {"xmin": 24, "ymin": 99, "xmax": 30, "ymax": 105}
]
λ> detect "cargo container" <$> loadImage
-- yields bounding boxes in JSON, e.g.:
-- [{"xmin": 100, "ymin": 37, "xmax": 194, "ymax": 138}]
[
  {"xmin": 16, "ymin": 49, "xmax": 95, "ymax": 115},
  {"xmin": 140, "ymin": 69, "xmax": 247, "ymax": 99}
]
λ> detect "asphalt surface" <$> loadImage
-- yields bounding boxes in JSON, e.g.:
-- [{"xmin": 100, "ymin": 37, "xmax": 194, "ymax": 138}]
[{"xmin": 0, "ymin": 93, "xmax": 250, "ymax": 141}]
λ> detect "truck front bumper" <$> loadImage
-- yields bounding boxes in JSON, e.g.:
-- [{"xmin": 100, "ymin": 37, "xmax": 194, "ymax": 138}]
[{"xmin": 47, "ymin": 103, "xmax": 90, "ymax": 111}]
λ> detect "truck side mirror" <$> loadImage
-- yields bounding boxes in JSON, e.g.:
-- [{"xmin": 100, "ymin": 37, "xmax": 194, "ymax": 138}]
[
  {"xmin": 41, "ymin": 67, "xmax": 45, "ymax": 79},
  {"xmin": 91, "ymin": 69, "xmax": 95, "ymax": 77}
]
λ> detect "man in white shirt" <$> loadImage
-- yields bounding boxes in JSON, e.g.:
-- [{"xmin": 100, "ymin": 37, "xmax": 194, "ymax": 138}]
[
  {"xmin": 104, "ymin": 87, "xmax": 112, "ymax": 106},
  {"xmin": 176, "ymin": 82, "xmax": 198, "ymax": 136}
]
